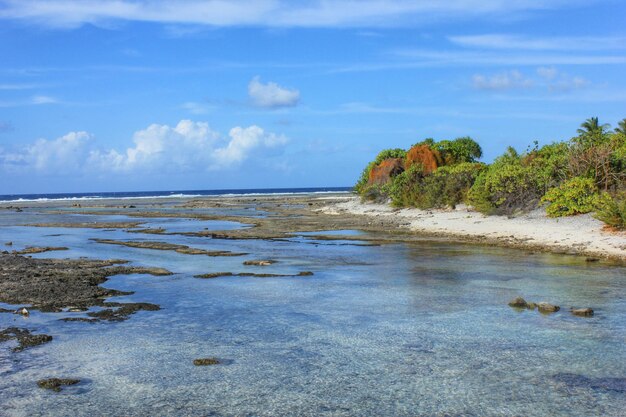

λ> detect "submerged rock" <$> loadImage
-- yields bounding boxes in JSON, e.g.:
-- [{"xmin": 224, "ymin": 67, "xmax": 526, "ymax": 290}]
[
  {"xmin": 508, "ymin": 297, "xmax": 530, "ymax": 308},
  {"xmin": 37, "ymin": 378, "xmax": 80, "ymax": 392},
  {"xmin": 537, "ymin": 302, "xmax": 560, "ymax": 313},
  {"xmin": 86, "ymin": 302, "xmax": 161, "ymax": 322},
  {"xmin": 243, "ymin": 260, "xmax": 277, "ymax": 266},
  {"xmin": 571, "ymin": 307, "xmax": 594, "ymax": 317},
  {"xmin": 193, "ymin": 358, "xmax": 220, "ymax": 366},
  {"xmin": 0, "ymin": 327, "xmax": 53, "ymax": 352}
]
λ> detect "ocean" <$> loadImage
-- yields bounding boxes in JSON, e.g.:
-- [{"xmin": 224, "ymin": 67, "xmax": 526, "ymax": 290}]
[{"xmin": 0, "ymin": 187, "xmax": 353, "ymax": 203}]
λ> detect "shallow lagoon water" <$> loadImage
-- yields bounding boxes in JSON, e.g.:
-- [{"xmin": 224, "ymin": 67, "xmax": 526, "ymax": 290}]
[{"xmin": 0, "ymin": 209, "xmax": 625, "ymax": 416}]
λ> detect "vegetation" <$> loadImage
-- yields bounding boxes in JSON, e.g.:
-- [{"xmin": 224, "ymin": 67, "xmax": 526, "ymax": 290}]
[
  {"xmin": 594, "ymin": 192, "xmax": 626, "ymax": 229},
  {"xmin": 354, "ymin": 117, "xmax": 626, "ymax": 227}
]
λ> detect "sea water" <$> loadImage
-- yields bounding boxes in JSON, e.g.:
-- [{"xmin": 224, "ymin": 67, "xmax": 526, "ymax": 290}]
[{"xmin": 0, "ymin": 203, "xmax": 624, "ymax": 416}]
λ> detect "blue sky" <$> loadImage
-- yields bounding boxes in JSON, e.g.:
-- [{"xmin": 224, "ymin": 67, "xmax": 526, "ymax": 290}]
[{"xmin": 0, "ymin": 0, "xmax": 625, "ymax": 194}]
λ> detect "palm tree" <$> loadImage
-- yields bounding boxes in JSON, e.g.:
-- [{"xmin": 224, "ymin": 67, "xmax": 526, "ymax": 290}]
[
  {"xmin": 575, "ymin": 117, "xmax": 610, "ymax": 147},
  {"xmin": 577, "ymin": 117, "xmax": 609, "ymax": 136},
  {"xmin": 615, "ymin": 118, "xmax": 626, "ymax": 135}
]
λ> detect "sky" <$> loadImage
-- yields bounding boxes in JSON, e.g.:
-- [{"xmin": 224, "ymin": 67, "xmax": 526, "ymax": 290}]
[{"xmin": 0, "ymin": 0, "xmax": 625, "ymax": 194}]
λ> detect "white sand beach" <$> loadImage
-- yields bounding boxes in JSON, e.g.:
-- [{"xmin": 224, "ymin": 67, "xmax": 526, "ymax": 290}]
[{"xmin": 320, "ymin": 196, "xmax": 626, "ymax": 260}]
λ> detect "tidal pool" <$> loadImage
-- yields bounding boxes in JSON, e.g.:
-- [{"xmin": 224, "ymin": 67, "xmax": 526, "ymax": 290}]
[{"xmin": 0, "ymin": 210, "xmax": 624, "ymax": 416}]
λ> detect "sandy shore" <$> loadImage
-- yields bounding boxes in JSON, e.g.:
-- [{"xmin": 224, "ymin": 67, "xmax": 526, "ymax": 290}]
[{"xmin": 320, "ymin": 196, "xmax": 626, "ymax": 260}]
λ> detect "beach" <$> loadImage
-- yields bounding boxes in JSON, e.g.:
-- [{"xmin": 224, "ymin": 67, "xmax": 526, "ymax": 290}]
[{"xmin": 320, "ymin": 195, "xmax": 626, "ymax": 261}]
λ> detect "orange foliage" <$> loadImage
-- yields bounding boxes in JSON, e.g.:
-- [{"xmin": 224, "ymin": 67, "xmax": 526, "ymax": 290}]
[
  {"xmin": 405, "ymin": 144, "xmax": 441, "ymax": 174},
  {"xmin": 368, "ymin": 158, "xmax": 405, "ymax": 185}
]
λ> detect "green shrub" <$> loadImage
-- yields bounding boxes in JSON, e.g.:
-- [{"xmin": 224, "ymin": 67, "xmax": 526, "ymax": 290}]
[
  {"xmin": 468, "ymin": 148, "xmax": 542, "ymax": 215},
  {"xmin": 373, "ymin": 148, "xmax": 407, "ymax": 165},
  {"xmin": 525, "ymin": 142, "xmax": 570, "ymax": 193},
  {"xmin": 354, "ymin": 161, "xmax": 376, "ymax": 194},
  {"xmin": 388, "ymin": 165, "xmax": 423, "ymax": 207},
  {"xmin": 541, "ymin": 177, "xmax": 600, "ymax": 217},
  {"xmin": 594, "ymin": 192, "xmax": 626, "ymax": 229},
  {"xmin": 433, "ymin": 137, "xmax": 483, "ymax": 165}
]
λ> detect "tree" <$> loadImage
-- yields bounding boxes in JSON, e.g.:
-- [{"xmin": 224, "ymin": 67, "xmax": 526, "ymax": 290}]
[
  {"xmin": 575, "ymin": 117, "xmax": 610, "ymax": 147},
  {"xmin": 615, "ymin": 118, "xmax": 626, "ymax": 135}
]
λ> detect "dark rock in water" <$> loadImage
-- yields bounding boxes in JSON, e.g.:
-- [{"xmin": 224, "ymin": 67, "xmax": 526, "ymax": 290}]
[
  {"xmin": 4, "ymin": 242, "xmax": 12, "ymax": 246},
  {"xmin": 243, "ymin": 259, "xmax": 277, "ymax": 266},
  {"xmin": 297, "ymin": 271, "xmax": 314, "ymax": 276},
  {"xmin": 585, "ymin": 257, "xmax": 600, "ymax": 262},
  {"xmin": 537, "ymin": 302, "xmax": 560, "ymax": 313},
  {"xmin": 87, "ymin": 302, "xmax": 161, "ymax": 322},
  {"xmin": 60, "ymin": 317, "xmax": 99, "ymax": 323},
  {"xmin": 193, "ymin": 358, "xmax": 220, "ymax": 366},
  {"xmin": 508, "ymin": 296, "xmax": 530, "ymax": 308},
  {"xmin": 571, "ymin": 307, "xmax": 594, "ymax": 317},
  {"xmin": 0, "ymin": 327, "xmax": 53, "ymax": 352},
  {"xmin": 553, "ymin": 373, "xmax": 626, "ymax": 393},
  {"xmin": 37, "ymin": 378, "xmax": 80, "ymax": 392},
  {"xmin": 0, "ymin": 254, "xmax": 170, "ymax": 314}
]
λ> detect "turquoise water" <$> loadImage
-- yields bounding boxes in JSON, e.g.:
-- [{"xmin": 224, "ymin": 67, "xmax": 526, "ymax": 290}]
[{"xmin": 0, "ymin": 208, "xmax": 625, "ymax": 416}]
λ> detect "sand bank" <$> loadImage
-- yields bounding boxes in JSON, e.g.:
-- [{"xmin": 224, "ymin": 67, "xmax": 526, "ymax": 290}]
[{"xmin": 319, "ymin": 196, "xmax": 626, "ymax": 260}]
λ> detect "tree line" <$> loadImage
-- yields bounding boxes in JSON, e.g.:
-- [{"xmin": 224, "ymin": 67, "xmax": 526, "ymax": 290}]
[{"xmin": 355, "ymin": 117, "xmax": 626, "ymax": 229}]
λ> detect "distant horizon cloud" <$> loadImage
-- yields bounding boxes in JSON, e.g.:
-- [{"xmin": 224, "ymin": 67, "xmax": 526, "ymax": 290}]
[
  {"xmin": 248, "ymin": 76, "xmax": 300, "ymax": 109},
  {"xmin": 472, "ymin": 70, "xmax": 534, "ymax": 91},
  {"xmin": 0, "ymin": 0, "xmax": 588, "ymax": 29},
  {"xmin": 0, "ymin": 120, "xmax": 289, "ymax": 175},
  {"xmin": 472, "ymin": 68, "xmax": 590, "ymax": 93},
  {"xmin": 449, "ymin": 34, "xmax": 626, "ymax": 51}
]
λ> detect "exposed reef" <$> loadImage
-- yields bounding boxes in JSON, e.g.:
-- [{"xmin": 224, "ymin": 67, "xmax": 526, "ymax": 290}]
[
  {"xmin": 0, "ymin": 327, "xmax": 53, "ymax": 352},
  {"xmin": 0, "ymin": 254, "xmax": 171, "ymax": 314},
  {"xmin": 91, "ymin": 238, "xmax": 247, "ymax": 257}
]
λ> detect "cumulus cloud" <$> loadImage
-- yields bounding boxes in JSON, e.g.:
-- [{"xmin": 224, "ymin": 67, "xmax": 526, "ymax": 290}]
[
  {"xmin": 0, "ymin": 120, "xmax": 289, "ymax": 175},
  {"xmin": 248, "ymin": 76, "xmax": 300, "ymax": 109},
  {"xmin": 472, "ymin": 70, "xmax": 534, "ymax": 90},
  {"xmin": 214, "ymin": 126, "xmax": 288, "ymax": 164},
  {"xmin": 1, "ymin": 131, "xmax": 93, "ymax": 173}
]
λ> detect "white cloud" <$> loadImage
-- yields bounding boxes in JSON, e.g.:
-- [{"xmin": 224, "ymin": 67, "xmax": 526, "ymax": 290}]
[
  {"xmin": 471, "ymin": 67, "xmax": 590, "ymax": 93},
  {"xmin": 0, "ymin": 120, "xmax": 289, "ymax": 175},
  {"xmin": 472, "ymin": 70, "xmax": 534, "ymax": 90},
  {"xmin": 248, "ymin": 76, "xmax": 300, "ymax": 109},
  {"xmin": 181, "ymin": 101, "xmax": 214, "ymax": 115},
  {"xmin": 1, "ymin": 131, "xmax": 93, "ymax": 173},
  {"xmin": 31, "ymin": 95, "xmax": 58, "ymax": 104},
  {"xmin": 213, "ymin": 125, "xmax": 288, "ymax": 165},
  {"xmin": 0, "ymin": 0, "xmax": 581, "ymax": 29},
  {"xmin": 536, "ymin": 66, "xmax": 557, "ymax": 80},
  {"xmin": 449, "ymin": 34, "xmax": 626, "ymax": 51}
]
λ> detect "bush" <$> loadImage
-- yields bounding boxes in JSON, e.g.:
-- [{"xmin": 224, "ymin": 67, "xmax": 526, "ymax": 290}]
[
  {"xmin": 388, "ymin": 165, "xmax": 423, "ymax": 207},
  {"xmin": 354, "ymin": 161, "xmax": 375, "ymax": 194},
  {"xmin": 541, "ymin": 177, "xmax": 600, "ymax": 217},
  {"xmin": 354, "ymin": 148, "xmax": 407, "ymax": 194},
  {"xmin": 524, "ymin": 142, "xmax": 570, "ymax": 193},
  {"xmin": 467, "ymin": 148, "xmax": 543, "ymax": 215},
  {"xmin": 433, "ymin": 137, "xmax": 483, "ymax": 165},
  {"xmin": 373, "ymin": 148, "xmax": 407, "ymax": 165},
  {"xmin": 594, "ymin": 192, "xmax": 626, "ymax": 229}
]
